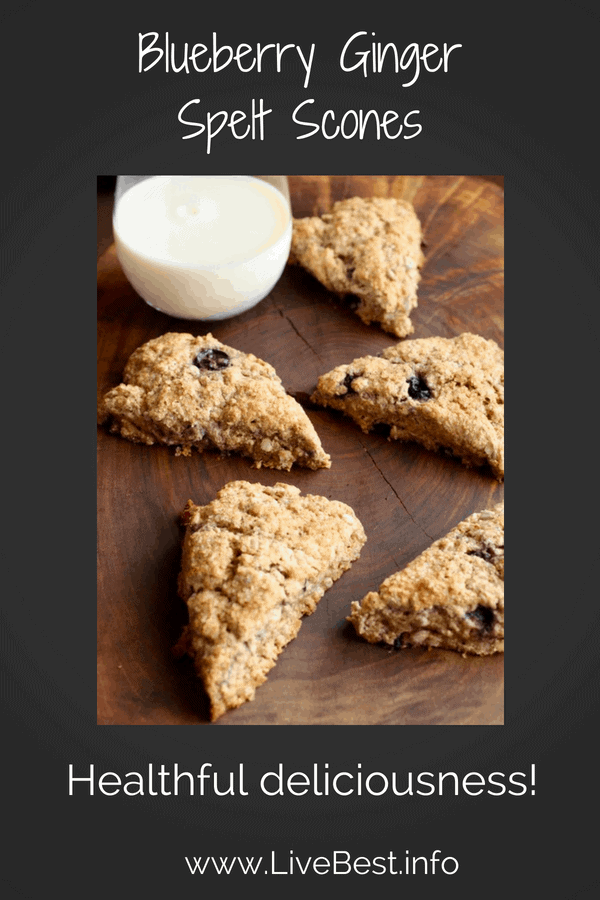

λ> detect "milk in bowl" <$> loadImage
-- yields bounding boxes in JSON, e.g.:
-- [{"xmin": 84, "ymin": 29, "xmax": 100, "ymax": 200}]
[{"xmin": 113, "ymin": 175, "xmax": 292, "ymax": 320}]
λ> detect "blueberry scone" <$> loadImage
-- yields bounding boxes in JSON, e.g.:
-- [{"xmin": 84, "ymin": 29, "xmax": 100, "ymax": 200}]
[
  {"xmin": 349, "ymin": 503, "xmax": 504, "ymax": 656},
  {"xmin": 99, "ymin": 332, "xmax": 330, "ymax": 470},
  {"xmin": 311, "ymin": 332, "xmax": 504, "ymax": 479},
  {"xmin": 289, "ymin": 197, "xmax": 424, "ymax": 337},
  {"xmin": 177, "ymin": 481, "xmax": 367, "ymax": 720}
]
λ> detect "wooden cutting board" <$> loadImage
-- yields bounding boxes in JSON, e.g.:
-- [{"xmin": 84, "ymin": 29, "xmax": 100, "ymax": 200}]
[{"xmin": 97, "ymin": 175, "xmax": 504, "ymax": 726}]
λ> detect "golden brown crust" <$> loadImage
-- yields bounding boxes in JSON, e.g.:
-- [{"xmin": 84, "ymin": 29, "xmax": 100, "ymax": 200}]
[
  {"xmin": 100, "ymin": 332, "xmax": 330, "ymax": 470},
  {"xmin": 311, "ymin": 333, "xmax": 504, "ymax": 479},
  {"xmin": 349, "ymin": 504, "xmax": 504, "ymax": 656},
  {"xmin": 178, "ymin": 481, "xmax": 367, "ymax": 720},
  {"xmin": 289, "ymin": 197, "xmax": 424, "ymax": 337}
]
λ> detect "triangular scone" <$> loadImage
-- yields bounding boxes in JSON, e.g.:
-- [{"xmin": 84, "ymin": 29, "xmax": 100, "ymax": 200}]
[
  {"xmin": 311, "ymin": 333, "xmax": 504, "ymax": 479},
  {"xmin": 177, "ymin": 481, "xmax": 367, "ymax": 720},
  {"xmin": 349, "ymin": 504, "xmax": 504, "ymax": 656},
  {"xmin": 99, "ymin": 332, "xmax": 330, "ymax": 470},
  {"xmin": 289, "ymin": 197, "xmax": 424, "ymax": 337}
]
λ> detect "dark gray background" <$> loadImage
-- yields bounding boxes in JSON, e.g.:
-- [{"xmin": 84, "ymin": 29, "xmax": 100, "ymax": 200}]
[{"xmin": 3, "ymin": 3, "xmax": 599, "ymax": 897}]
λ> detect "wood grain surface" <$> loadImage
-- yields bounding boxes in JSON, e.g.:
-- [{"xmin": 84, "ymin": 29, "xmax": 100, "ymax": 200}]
[{"xmin": 97, "ymin": 175, "xmax": 504, "ymax": 726}]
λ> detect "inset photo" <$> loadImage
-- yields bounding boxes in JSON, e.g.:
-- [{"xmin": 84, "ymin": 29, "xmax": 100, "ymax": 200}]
[{"xmin": 97, "ymin": 175, "xmax": 504, "ymax": 725}]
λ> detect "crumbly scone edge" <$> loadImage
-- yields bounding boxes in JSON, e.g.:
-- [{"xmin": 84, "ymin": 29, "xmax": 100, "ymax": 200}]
[
  {"xmin": 311, "ymin": 332, "xmax": 504, "ymax": 479},
  {"xmin": 290, "ymin": 197, "xmax": 425, "ymax": 337},
  {"xmin": 100, "ymin": 332, "xmax": 331, "ymax": 470},
  {"xmin": 349, "ymin": 503, "xmax": 504, "ymax": 656},
  {"xmin": 178, "ymin": 481, "xmax": 367, "ymax": 719}
]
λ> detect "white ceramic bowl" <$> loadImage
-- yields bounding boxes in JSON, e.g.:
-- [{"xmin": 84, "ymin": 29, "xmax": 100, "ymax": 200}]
[{"xmin": 113, "ymin": 175, "xmax": 292, "ymax": 320}]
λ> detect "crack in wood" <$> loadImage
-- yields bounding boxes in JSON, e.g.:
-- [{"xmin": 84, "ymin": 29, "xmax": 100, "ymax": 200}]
[
  {"xmin": 276, "ymin": 307, "xmax": 323, "ymax": 362},
  {"xmin": 358, "ymin": 438, "xmax": 434, "ymax": 543}
]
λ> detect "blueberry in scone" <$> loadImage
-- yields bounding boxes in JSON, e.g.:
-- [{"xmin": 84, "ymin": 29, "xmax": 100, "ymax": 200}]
[{"xmin": 99, "ymin": 332, "xmax": 331, "ymax": 470}]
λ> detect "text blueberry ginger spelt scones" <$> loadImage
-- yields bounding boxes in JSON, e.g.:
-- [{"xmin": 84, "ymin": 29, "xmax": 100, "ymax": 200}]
[
  {"xmin": 99, "ymin": 332, "xmax": 330, "ymax": 471},
  {"xmin": 176, "ymin": 482, "xmax": 367, "ymax": 720}
]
